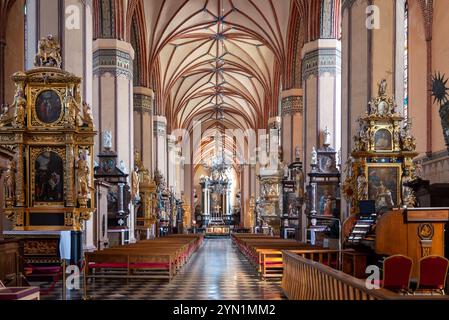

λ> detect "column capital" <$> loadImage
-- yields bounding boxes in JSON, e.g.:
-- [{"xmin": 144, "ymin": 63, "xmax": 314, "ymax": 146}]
[
  {"xmin": 302, "ymin": 39, "xmax": 341, "ymax": 81},
  {"xmin": 134, "ymin": 87, "xmax": 154, "ymax": 114},
  {"xmin": 154, "ymin": 116, "xmax": 167, "ymax": 137},
  {"xmin": 281, "ymin": 90, "xmax": 304, "ymax": 116},
  {"xmin": 93, "ymin": 39, "xmax": 135, "ymax": 80}
]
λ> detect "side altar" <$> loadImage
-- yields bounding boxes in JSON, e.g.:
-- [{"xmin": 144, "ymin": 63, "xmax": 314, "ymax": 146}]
[{"xmin": 0, "ymin": 36, "xmax": 96, "ymax": 263}]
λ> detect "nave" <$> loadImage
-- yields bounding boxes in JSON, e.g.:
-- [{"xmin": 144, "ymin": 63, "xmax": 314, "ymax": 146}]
[{"xmin": 33, "ymin": 239, "xmax": 284, "ymax": 301}]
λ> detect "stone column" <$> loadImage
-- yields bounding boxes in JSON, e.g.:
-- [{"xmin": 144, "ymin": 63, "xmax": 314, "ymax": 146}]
[
  {"xmin": 153, "ymin": 116, "xmax": 167, "ymax": 178},
  {"xmin": 134, "ymin": 87, "xmax": 154, "ymax": 170},
  {"xmin": 302, "ymin": 39, "xmax": 341, "ymax": 172},
  {"xmin": 167, "ymin": 134, "xmax": 176, "ymax": 190},
  {"xmin": 93, "ymin": 38, "xmax": 135, "ymax": 242},
  {"xmin": 281, "ymin": 90, "xmax": 304, "ymax": 164}
]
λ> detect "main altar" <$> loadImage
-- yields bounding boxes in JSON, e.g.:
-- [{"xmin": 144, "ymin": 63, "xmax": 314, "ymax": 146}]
[{"xmin": 0, "ymin": 36, "xmax": 96, "ymax": 263}]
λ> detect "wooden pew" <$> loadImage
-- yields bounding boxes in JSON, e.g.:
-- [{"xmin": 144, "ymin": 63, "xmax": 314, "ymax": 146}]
[{"xmin": 83, "ymin": 235, "xmax": 203, "ymax": 297}]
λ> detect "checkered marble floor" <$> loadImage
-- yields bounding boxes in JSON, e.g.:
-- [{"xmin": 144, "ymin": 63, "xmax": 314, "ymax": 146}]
[{"xmin": 31, "ymin": 238, "xmax": 285, "ymax": 300}]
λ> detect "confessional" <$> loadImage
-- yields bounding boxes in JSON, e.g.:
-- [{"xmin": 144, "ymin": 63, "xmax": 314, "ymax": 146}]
[{"xmin": 0, "ymin": 36, "xmax": 96, "ymax": 267}]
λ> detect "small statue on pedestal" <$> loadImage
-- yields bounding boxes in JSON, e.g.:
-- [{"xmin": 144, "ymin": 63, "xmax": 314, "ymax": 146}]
[
  {"xmin": 3, "ymin": 161, "xmax": 15, "ymax": 203},
  {"xmin": 103, "ymin": 131, "xmax": 112, "ymax": 150},
  {"xmin": 34, "ymin": 35, "xmax": 62, "ymax": 68}
]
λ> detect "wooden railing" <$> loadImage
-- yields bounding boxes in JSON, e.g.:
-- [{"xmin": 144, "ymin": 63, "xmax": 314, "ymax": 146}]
[
  {"xmin": 281, "ymin": 251, "xmax": 449, "ymax": 300},
  {"xmin": 259, "ymin": 249, "xmax": 348, "ymax": 279}
]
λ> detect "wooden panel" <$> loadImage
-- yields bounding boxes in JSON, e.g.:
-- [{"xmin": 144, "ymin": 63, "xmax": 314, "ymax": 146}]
[
  {"xmin": 375, "ymin": 210, "xmax": 408, "ymax": 255},
  {"xmin": 0, "ymin": 240, "xmax": 21, "ymax": 284},
  {"xmin": 406, "ymin": 209, "xmax": 449, "ymax": 222}
]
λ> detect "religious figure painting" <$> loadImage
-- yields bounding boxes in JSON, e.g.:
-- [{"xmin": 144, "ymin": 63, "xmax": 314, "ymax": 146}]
[
  {"xmin": 374, "ymin": 129, "xmax": 392, "ymax": 151},
  {"xmin": 34, "ymin": 151, "xmax": 64, "ymax": 203},
  {"xmin": 316, "ymin": 184, "xmax": 338, "ymax": 216},
  {"xmin": 35, "ymin": 90, "xmax": 62, "ymax": 124},
  {"xmin": 367, "ymin": 166, "xmax": 400, "ymax": 210}
]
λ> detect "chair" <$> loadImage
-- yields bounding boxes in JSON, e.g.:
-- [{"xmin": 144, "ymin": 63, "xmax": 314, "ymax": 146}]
[
  {"xmin": 382, "ymin": 255, "xmax": 413, "ymax": 293},
  {"xmin": 416, "ymin": 255, "xmax": 449, "ymax": 295}
]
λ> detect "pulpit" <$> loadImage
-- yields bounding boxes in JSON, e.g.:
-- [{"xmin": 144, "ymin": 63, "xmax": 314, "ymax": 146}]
[{"xmin": 375, "ymin": 208, "xmax": 449, "ymax": 278}]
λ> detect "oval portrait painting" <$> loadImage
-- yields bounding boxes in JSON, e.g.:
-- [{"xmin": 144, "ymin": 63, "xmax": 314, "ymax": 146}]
[{"xmin": 35, "ymin": 90, "xmax": 62, "ymax": 124}]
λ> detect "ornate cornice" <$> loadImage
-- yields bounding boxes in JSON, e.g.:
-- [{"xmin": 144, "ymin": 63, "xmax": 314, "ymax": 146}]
[
  {"xmin": 133, "ymin": 93, "xmax": 153, "ymax": 114},
  {"xmin": 281, "ymin": 96, "xmax": 304, "ymax": 116},
  {"xmin": 302, "ymin": 47, "xmax": 341, "ymax": 80},
  {"xmin": 93, "ymin": 48, "xmax": 133, "ymax": 80}
]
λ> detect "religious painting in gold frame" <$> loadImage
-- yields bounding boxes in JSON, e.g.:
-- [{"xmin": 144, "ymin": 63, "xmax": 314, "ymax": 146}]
[
  {"xmin": 366, "ymin": 163, "xmax": 402, "ymax": 210},
  {"xmin": 30, "ymin": 147, "xmax": 66, "ymax": 207},
  {"xmin": 374, "ymin": 128, "xmax": 393, "ymax": 151},
  {"xmin": 28, "ymin": 86, "xmax": 66, "ymax": 128}
]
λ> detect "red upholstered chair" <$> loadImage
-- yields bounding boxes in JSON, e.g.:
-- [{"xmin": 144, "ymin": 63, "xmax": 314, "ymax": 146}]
[
  {"xmin": 382, "ymin": 255, "xmax": 413, "ymax": 293},
  {"xmin": 416, "ymin": 255, "xmax": 449, "ymax": 295}
]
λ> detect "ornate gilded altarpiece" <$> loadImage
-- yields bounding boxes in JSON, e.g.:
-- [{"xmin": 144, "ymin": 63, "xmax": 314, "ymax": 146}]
[
  {"xmin": 343, "ymin": 80, "xmax": 418, "ymax": 214},
  {"xmin": 0, "ymin": 36, "xmax": 96, "ymax": 232}
]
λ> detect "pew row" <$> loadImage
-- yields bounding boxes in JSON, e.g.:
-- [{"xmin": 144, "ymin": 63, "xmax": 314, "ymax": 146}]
[
  {"xmin": 83, "ymin": 235, "xmax": 203, "ymax": 296},
  {"xmin": 232, "ymin": 234, "xmax": 323, "ymax": 278}
]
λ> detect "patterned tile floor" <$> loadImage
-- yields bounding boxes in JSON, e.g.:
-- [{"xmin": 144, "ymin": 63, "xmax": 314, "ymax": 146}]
[{"xmin": 32, "ymin": 238, "xmax": 285, "ymax": 300}]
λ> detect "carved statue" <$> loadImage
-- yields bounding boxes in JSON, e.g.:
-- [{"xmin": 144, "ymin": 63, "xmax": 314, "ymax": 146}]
[
  {"xmin": 295, "ymin": 146, "xmax": 301, "ymax": 160},
  {"xmin": 103, "ymin": 131, "xmax": 112, "ymax": 150},
  {"xmin": 65, "ymin": 86, "xmax": 83, "ymax": 126},
  {"xmin": 357, "ymin": 174, "xmax": 368, "ymax": 200},
  {"xmin": 12, "ymin": 83, "xmax": 27, "ymax": 127},
  {"xmin": 3, "ymin": 161, "xmax": 15, "ymax": 201},
  {"xmin": 323, "ymin": 127, "xmax": 332, "ymax": 147},
  {"xmin": 131, "ymin": 169, "xmax": 140, "ymax": 201},
  {"xmin": 0, "ymin": 104, "xmax": 10, "ymax": 125},
  {"xmin": 82, "ymin": 102, "xmax": 94, "ymax": 127},
  {"xmin": 134, "ymin": 149, "xmax": 144, "ymax": 171},
  {"xmin": 249, "ymin": 196, "xmax": 256, "ymax": 227},
  {"xmin": 378, "ymin": 79, "xmax": 387, "ymax": 96},
  {"xmin": 77, "ymin": 153, "xmax": 91, "ymax": 199},
  {"xmin": 401, "ymin": 123, "xmax": 417, "ymax": 151},
  {"xmin": 402, "ymin": 172, "xmax": 416, "ymax": 207},
  {"xmin": 34, "ymin": 35, "xmax": 62, "ymax": 68},
  {"xmin": 311, "ymin": 147, "xmax": 318, "ymax": 165}
]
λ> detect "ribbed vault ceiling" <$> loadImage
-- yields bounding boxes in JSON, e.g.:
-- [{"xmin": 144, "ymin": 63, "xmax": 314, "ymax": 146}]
[{"xmin": 145, "ymin": 0, "xmax": 295, "ymax": 162}]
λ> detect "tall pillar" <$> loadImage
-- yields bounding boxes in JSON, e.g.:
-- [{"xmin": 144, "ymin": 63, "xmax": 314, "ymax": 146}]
[
  {"xmin": 167, "ymin": 134, "xmax": 176, "ymax": 191},
  {"xmin": 153, "ymin": 116, "xmax": 167, "ymax": 178},
  {"xmin": 134, "ymin": 87, "xmax": 154, "ymax": 170},
  {"xmin": 93, "ymin": 38, "xmax": 135, "ymax": 242},
  {"xmin": 281, "ymin": 89, "xmax": 304, "ymax": 164},
  {"xmin": 302, "ymin": 39, "xmax": 341, "ymax": 172}
]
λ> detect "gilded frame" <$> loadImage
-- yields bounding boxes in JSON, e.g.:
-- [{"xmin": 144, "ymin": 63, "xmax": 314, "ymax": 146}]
[
  {"xmin": 28, "ymin": 86, "xmax": 67, "ymax": 128},
  {"xmin": 30, "ymin": 146, "xmax": 67, "ymax": 207},
  {"xmin": 371, "ymin": 124, "xmax": 394, "ymax": 152},
  {"xmin": 365, "ymin": 163, "xmax": 402, "ymax": 208}
]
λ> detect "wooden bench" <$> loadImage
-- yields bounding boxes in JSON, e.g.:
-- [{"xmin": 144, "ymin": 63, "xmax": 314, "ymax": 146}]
[{"xmin": 83, "ymin": 235, "xmax": 203, "ymax": 298}]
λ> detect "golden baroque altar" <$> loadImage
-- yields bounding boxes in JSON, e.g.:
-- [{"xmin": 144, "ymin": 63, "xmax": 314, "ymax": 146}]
[{"xmin": 0, "ymin": 36, "xmax": 97, "ymax": 232}]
